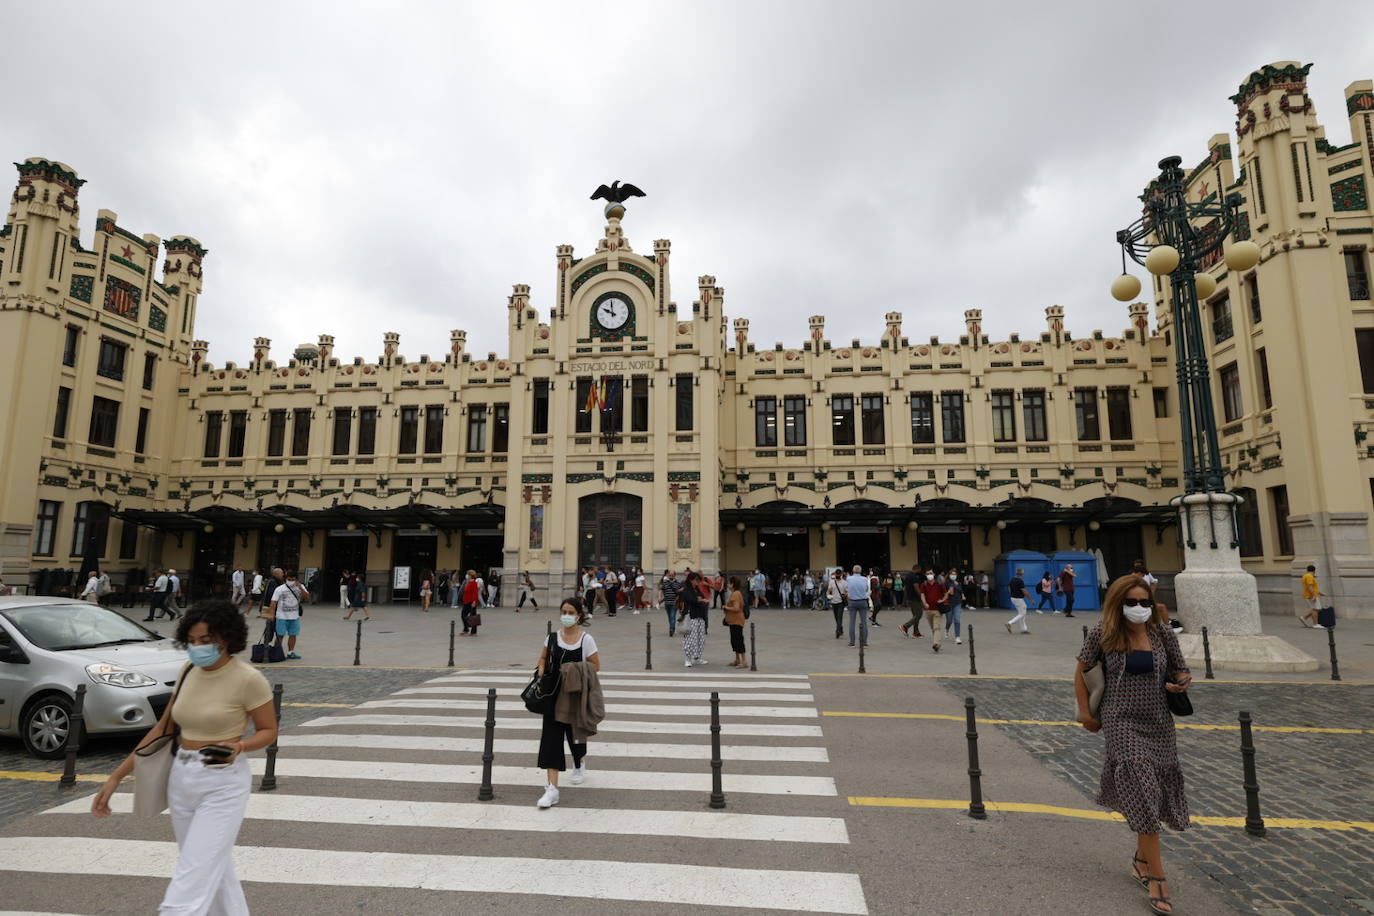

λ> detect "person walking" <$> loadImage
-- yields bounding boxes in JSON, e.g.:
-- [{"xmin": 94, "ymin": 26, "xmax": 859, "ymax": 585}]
[
  {"xmin": 779, "ymin": 574, "xmax": 792, "ymax": 610},
  {"xmin": 79, "ymin": 570, "xmax": 100, "ymax": 603},
  {"xmin": 1058, "ymin": 564, "xmax": 1078, "ymax": 617},
  {"xmin": 913, "ymin": 569, "xmax": 944, "ymax": 652},
  {"xmin": 1074, "ymin": 574, "xmax": 1191, "ymax": 916},
  {"xmin": 679, "ymin": 571, "xmax": 709, "ymax": 667},
  {"xmin": 944, "ymin": 567, "xmax": 965, "ymax": 645},
  {"xmin": 632, "ymin": 568, "xmax": 646, "ymax": 614},
  {"xmin": 978, "ymin": 571, "xmax": 990, "ymax": 609},
  {"xmin": 659, "ymin": 570, "xmax": 682, "ymax": 637},
  {"xmin": 92, "ymin": 600, "xmax": 277, "ymax": 915},
  {"xmin": 229, "ymin": 566, "xmax": 246, "ymax": 608},
  {"xmin": 901, "ymin": 565, "xmax": 924, "ymax": 638},
  {"xmin": 534, "ymin": 597, "xmax": 602, "ymax": 809},
  {"xmin": 337, "ymin": 570, "xmax": 352, "ymax": 611},
  {"xmin": 844, "ymin": 565, "xmax": 871, "ymax": 649},
  {"xmin": 750, "ymin": 570, "xmax": 767, "ymax": 609},
  {"xmin": 420, "ymin": 572, "xmax": 434, "ymax": 612},
  {"xmin": 826, "ymin": 569, "xmax": 846, "ymax": 639},
  {"xmin": 517, "ymin": 571, "xmax": 538, "ymax": 611},
  {"xmin": 1036, "ymin": 571, "xmax": 1056, "ymax": 614},
  {"xmin": 724, "ymin": 576, "xmax": 748, "ymax": 667},
  {"xmin": 249, "ymin": 569, "xmax": 264, "ymax": 611},
  {"xmin": 460, "ymin": 570, "xmax": 482, "ymax": 636},
  {"xmin": 343, "ymin": 571, "xmax": 372, "ymax": 621},
  {"xmin": 268, "ymin": 570, "xmax": 308, "ymax": 660},
  {"xmin": 1298, "ymin": 564, "xmax": 1325, "ymax": 628},
  {"xmin": 144, "ymin": 569, "xmax": 168, "ymax": 621},
  {"xmin": 168, "ymin": 569, "xmax": 184, "ymax": 614},
  {"xmin": 1006, "ymin": 567, "xmax": 1031, "ymax": 634}
]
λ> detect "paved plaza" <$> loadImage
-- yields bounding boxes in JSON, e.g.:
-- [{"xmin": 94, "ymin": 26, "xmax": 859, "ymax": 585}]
[{"xmin": 1, "ymin": 601, "xmax": 1370, "ymax": 915}]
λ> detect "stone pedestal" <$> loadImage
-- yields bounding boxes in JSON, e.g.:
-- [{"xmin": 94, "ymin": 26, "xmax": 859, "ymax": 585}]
[{"xmin": 1170, "ymin": 493, "xmax": 1317, "ymax": 672}]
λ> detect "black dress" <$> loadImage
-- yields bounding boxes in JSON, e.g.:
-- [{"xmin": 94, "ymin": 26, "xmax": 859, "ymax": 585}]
[{"xmin": 537, "ymin": 634, "xmax": 587, "ymax": 771}]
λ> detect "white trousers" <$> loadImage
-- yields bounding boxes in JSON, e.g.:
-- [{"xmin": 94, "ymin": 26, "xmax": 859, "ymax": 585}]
[
  {"xmin": 1007, "ymin": 597, "xmax": 1029, "ymax": 632},
  {"xmin": 230, "ymin": 586, "xmax": 246, "ymax": 605},
  {"xmin": 160, "ymin": 751, "xmax": 252, "ymax": 915}
]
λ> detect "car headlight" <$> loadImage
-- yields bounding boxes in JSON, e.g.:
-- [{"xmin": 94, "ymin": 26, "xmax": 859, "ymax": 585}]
[{"xmin": 85, "ymin": 663, "xmax": 158, "ymax": 688}]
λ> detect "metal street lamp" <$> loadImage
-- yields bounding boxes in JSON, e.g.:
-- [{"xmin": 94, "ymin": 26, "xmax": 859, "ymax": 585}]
[{"xmin": 1110, "ymin": 156, "xmax": 1310, "ymax": 672}]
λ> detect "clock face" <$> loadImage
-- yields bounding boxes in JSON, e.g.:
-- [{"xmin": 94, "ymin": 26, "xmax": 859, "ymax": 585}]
[{"xmin": 595, "ymin": 296, "xmax": 631, "ymax": 330}]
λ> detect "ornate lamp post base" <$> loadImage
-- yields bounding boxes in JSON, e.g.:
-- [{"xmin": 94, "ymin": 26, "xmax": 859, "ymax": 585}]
[{"xmin": 1171, "ymin": 493, "xmax": 1318, "ymax": 672}]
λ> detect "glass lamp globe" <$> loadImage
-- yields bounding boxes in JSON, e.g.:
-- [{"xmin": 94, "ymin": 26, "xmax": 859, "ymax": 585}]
[
  {"xmin": 1111, "ymin": 274, "xmax": 1142, "ymax": 302},
  {"xmin": 1194, "ymin": 273, "xmax": 1217, "ymax": 299},
  {"xmin": 1224, "ymin": 240, "xmax": 1261, "ymax": 272},
  {"xmin": 1144, "ymin": 245, "xmax": 1180, "ymax": 275}
]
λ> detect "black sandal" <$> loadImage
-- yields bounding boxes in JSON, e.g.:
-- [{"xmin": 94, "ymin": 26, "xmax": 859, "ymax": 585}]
[
  {"xmin": 1145, "ymin": 877, "xmax": 1172, "ymax": 914},
  {"xmin": 1131, "ymin": 856, "xmax": 1149, "ymax": 889}
]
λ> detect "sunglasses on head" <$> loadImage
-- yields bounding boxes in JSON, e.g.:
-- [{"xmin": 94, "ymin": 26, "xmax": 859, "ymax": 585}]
[{"xmin": 1122, "ymin": 598, "xmax": 1153, "ymax": 608}]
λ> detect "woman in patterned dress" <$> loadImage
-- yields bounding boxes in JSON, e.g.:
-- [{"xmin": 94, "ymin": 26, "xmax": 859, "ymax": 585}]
[{"xmin": 1074, "ymin": 574, "xmax": 1192, "ymax": 915}]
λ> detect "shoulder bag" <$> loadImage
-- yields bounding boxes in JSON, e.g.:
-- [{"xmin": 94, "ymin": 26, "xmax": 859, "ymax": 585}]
[
  {"xmin": 521, "ymin": 634, "xmax": 561, "ymax": 715},
  {"xmin": 1081, "ymin": 660, "xmax": 1105, "ymax": 719},
  {"xmin": 1166, "ymin": 687, "xmax": 1194, "ymax": 717},
  {"xmin": 132, "ymin": 663, "xmax": 192, "ymax": 816}
]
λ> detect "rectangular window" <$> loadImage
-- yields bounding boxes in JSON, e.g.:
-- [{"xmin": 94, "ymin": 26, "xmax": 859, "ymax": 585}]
[
  {"xmin": 531, "ymin": 378, "xmax": 550, "ymax": 435},
  {"xmin": 1346, "ymin": 249, "xmax": 1371, "ymax": 301},
  {"xmin": 34, "ymin": 500, "xmax": 59, "ymax": 556},
  {"xmin": 1022, "ymin": 389, "xmax": 1047, "ymax": 441},
  {"xmin": 492, "ymin": 403, "xmax": 509, "ymax": 452},
  {"xmin": 675, "ymin": 374, "xmax": 693, "ymax": 431},
  {"xmin": 1106, "ymin": 387, "xmax": 1133, "ymax": 440},
  {"xmin": 630, "ymin": 376, "xmax": 649, "ymax": 432},
  {"xmin": 135, "ymin": 407, "xmax": 150, "ymax": 454},
  {"xmin": 602, "ymin": 378, "xmax": 624, "ymax": 434},
  {"xmin": 1269, "ymin": 484, "xmax": 1293, "ymax": 555},
  {"xmin": 267, "ymin": 409, "xmax": 287, "ymax": 457},
  {"xmin": 1256, "ymin": 348, "xmax": 1273, "ymax": 409},
  {"xmin": 96, "ymin": 338, "xmax": 127, "ymax": 381},
  {"xmin": 1235, "ymin": 487, "xmax": 1263, "ymax": 558},
  {"xmin": 783, "ymin": 395, "xmax": 807, "ymax": 446},
  {"xmin": 909, "ymin": 392, "xmax": 935, "ymax": 444},
  {"xmin": 88, "ymin": 395, "xmax": 120, "ymax": 447},
  {"xmin": 398, "ymin": 406, "xmax": 419, "ymax": 454},
  {"xmin": 940, "ymin": 391, "xmax": 965, "ymax": 443},
  {"xmin": 1153, "ymin": 387, "xmax": 1169, "ymax": 418},
  {"xmin": 142, "ymin": 352, "xmax": 156, "ymax": 390},
  {"xmin": 467, "ymin": 404, "xmax": 488, "ymax": 452},
  {"xmin": 1210, "ymin": 292, "xmax": 1233, "ymax": 344},
  {"xmin": 754, "ymin": 396, "xmax": 778, "ymax": 447},
  {"xmin": 70, "ymin": 502, "xmax": 88, "ymax": 557},
  {"xmin": 357, "ymin": 407, "xmax": 377, "ymax": 455},
  {"xmin": 71, "ymin": 502, "xmax": 108, "ymax": 559},
  {"xmin": 1246, "ymin": 273, "xmax": 1262, "ymax": 324},
  {"xmin": 53, "ymin": 386, "xmax": 71, "ymax": 439},
  {"xmin": 1219, "ymin": 362, "xmax": 1243, "ymax": 422},
  {"xmin": 860, "ymin": 394, "xmax": 885, "ymax": 445},
  {"xmin": 332, "ymin": 407, "xmax": 352, "ymax": 456},
  {"xmin": 575, "ymin": 377, "xmax": 593, "ymax": 434},
  {"xmin": 203, "ymin": 410, "xmax": 223, "ymax": 458},
  {"xmin": 119, "ymin": 519, "xmax": 139, "ymax": 559},
  {"xmin": 831, "ymin": 395, "xmax": 855, "ymax": 446},
  {"xmin": 227, "ymin": 410, "xmax": 247, "ymax": 457},
  {"xmin": 1074, "ymin": 388, "xmax": 1100, "ymax": 440},
  {"xmin": 1357, "ymin": 330, "xmax": 1374, "ymax": 394},
  {"xmin": 291, "ymin": 408, "xmax": 311, "ymax": 456},
  {"xmin": 991, "ymin": 390, "xmax": 1016, "ymax": 442},
  {"xmin": 425, "ymin": 405, "xmax": 446, "ymax": 454},
  {"xmin": 62, "ymin": 325, "xmax": 79, "ymax": 367}
]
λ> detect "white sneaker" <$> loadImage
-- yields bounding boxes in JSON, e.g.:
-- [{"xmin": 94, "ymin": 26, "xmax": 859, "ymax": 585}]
[
  {"xmin": 1314, "ymin": 623, "xmax": 1326, "ymax": 629},
  {"xmin": 571, "ymin": 765, "xmax": 586, "ymax": 785},
  {"xmin": 633, "ymin": 609, "xmax": 640, "ymax": 615},
  {"xmin": 956, "ymin": 637, "xmax": 963, "ymax": 645},
  {"xmin": 1053, "ymin": 610, "xmax": 1062, "ymax": 615},
  {"xmin": 537, "ymin": 785, "xmax": 560, "ymax": 809},
  {"xmin": 684, "ymin": 659, "xmax": 693, "ymax": 667},
  {"xmin": 693, "ymin": 658, "xmax": 707, "ymax": 665}
]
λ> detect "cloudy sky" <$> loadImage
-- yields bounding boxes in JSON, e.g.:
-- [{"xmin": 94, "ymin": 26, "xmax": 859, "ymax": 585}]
[{"xmin": 3, "ymin": 3, "xmax": 1371, "ymax": 364}]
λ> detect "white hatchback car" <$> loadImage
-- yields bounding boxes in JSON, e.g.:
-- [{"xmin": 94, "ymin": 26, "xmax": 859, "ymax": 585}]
[{"xmin": 0, "ymin": 596, "xmax": 188, "ymax": 758}]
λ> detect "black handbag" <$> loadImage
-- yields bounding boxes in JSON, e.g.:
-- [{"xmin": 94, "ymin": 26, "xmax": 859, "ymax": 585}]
[
  {"xmin": 1166, "ymin": 686, "xmax": 1194, "ymax": 717},
  {"xmin": 521, "ymin": 634, "xmax": 561, "ymax": 715}
]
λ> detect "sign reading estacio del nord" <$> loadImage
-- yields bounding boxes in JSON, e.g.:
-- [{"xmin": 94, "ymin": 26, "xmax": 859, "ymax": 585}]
[{"xmin": 568, "ymin": 359, "xmax": 657, "ymax": 373}]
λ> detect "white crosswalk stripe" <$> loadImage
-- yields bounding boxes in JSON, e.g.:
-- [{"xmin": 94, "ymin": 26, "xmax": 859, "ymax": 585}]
[{"xmin": 9, "ymin": 671, "xmax": 868, "ymax": 913}]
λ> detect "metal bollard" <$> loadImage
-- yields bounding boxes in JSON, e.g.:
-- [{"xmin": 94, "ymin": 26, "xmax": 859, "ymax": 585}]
[
  {"xmin": 964, "ymin": 697, "xmax": 987, "ymax": 819},
  {"xmin": 478, "ymin": 688, "xmax": 496, "ymax": 801},
  {"xmin": 259, "ymin": 684, "xmax": 284, "ymax": 791},
  {"xmin": 1238, "ymin": 711, "xmax": 1266, "ymax": 837},
  {"xmin": 353, "ymin": 619, "xmax": 362, "ymax": 666},
  {"xmin": 749, "ymin": 621, "xmax": 757, "ymax": 672},
  {"xmin": 1327, "ymin": 627, "xmax": 1341, "ymax": 681},
  {"xmin": 546, "ymin": 618, "xmax": 552, "ymax": 636},
  {"xmin": 967, "ymin": 624, "xmax": 977, "ymax": 676},
  {"xmin": 709, "ymin": 691, "xmax": 726, "ymax": 809},
  {"xmin": 645, "ymin": 621, "xmax": 653, "ymax": 671},
  {"xmin": 858, "ymin": 639, "xmax": 866, "ymax": 674},
  {"xmin": 448, "ymin": 620, "xmax": 456, "ymax": 667},
  {"xmin": 59, "ymin": 684, "xmax": 87, "ymax": 788},
  {"xmin": 1202, "ymin": 626, "xmax": 1215, "ymax": 680},
  {"xmin": 1082, "ymin": 624, "xmax": 1088, "ymax": 642}
]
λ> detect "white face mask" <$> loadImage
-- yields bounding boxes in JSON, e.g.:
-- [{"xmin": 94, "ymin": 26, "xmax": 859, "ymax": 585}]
[
  {"xmin": 560, "ymin": 614, "xmax": 578, "ymax": 628},
  {"xmin": 1123, "ymin": 605, "xmax": 1153, "ymax": 624}
]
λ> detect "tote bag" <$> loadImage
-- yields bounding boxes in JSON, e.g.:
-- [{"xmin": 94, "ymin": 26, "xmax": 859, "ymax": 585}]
[{"xmin": 132, "ymin": 664, "xmax": 191, "ymax": 816}]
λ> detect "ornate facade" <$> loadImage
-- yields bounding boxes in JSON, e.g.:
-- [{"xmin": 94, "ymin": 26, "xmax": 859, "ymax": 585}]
[{"xmin": 1, "ymin": 62, "xmax": 1371, "ymax": 615}]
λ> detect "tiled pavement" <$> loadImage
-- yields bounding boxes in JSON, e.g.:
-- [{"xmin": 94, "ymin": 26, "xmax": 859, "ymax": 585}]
[{"xmin": 946, "ymin": 677, "xmax": 1374, "ymax": 916}]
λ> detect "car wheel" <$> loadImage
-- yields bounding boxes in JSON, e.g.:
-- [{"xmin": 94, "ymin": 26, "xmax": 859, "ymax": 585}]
[{"xmin": 22, "ymin": 693, "xmax": 81, "ymax": 759}]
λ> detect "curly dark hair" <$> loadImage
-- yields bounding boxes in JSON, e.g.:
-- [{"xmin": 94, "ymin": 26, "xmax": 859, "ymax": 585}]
[{"xmin": 173, "ymin": 600, "xmax": 249, "ymax": 655}]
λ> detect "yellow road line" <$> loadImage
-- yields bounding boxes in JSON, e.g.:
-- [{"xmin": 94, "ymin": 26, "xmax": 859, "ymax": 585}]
[
  {"xmin": 0, "ymin": 770, "xmax": 106, "ymax": 784},
  {"xmin": 282, "ymin": 701, "xmax": 355, "ymax": 708},
  {"xmin": 847, "ymin": 796, "xmax": 1374, "ymax": 832},
  {"xmin": 821, "ymin": 710, "xmax": 1373, "ymax": 735},
  {"xmin": 252, "ymin": 664, "xmax": 454, "ymax": 670}
]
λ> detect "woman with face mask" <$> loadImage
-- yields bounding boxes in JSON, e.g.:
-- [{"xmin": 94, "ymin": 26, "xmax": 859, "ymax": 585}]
[
  {"xmin": 91, "ymin": 600, "xmax": 276, "ymax": 914},
  {"xmin": 1074, "ymin": 575, "xmax": 1192, "ymax": 915},
  {"xmin": 534, "ymin": 597, "xmax": 602, "ymax": 809}
]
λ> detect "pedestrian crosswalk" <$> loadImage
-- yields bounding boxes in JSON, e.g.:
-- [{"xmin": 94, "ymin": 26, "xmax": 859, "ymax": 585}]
[{"xmin": 0, "ymin": 667, "xmax": 869, "ymax": 914}]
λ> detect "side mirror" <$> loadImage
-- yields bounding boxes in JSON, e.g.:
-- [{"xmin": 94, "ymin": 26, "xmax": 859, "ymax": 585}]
[{"xmin": 0, "ymin": 644, "xmax": 29, "ymax": 664}]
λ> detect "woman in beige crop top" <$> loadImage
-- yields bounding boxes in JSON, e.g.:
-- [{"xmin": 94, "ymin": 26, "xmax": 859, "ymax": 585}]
[{"xmin": 92, "ymin": 600, "xmax": 276, "ymax": 914}]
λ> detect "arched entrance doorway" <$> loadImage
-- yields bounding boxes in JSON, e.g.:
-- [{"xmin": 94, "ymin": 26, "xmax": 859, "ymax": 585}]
[
  {"xmin": 578, "ymin": 494, "xmax": 643, "ymax": 570},
  {"xmin": 834, "ymin": 500, "xmax": 890, "ymax": 573}
]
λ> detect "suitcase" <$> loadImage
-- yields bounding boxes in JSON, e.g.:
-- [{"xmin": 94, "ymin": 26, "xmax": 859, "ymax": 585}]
[{"xmin": 1317, "ymin": 606, "xmax": 1336, "ymax": 628}]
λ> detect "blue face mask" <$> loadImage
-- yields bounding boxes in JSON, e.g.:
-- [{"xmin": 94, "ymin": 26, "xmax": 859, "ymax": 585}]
[{"xmin": 187, "ymin": 644, "xmax": 221, "ymax": 668}]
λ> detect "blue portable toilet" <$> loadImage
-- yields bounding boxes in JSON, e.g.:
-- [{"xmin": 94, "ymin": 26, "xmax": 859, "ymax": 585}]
[
  {"xmin": 992, "ymin": 550, "xmax": 1049, "ymax": 609},
  {"xmin": 1049, "ymin": 550, "xmax": 1100, "ymax": 612}
]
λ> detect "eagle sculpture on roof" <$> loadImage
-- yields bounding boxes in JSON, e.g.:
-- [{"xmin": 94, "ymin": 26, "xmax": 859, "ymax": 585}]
[{"xmin": 590, "ymin": 181, "xmax": 646, "ymax": 204}]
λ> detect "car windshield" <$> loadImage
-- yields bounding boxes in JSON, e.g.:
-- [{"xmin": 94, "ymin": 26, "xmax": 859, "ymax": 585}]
[{"xmin": 2, "ymin": 603, "xmax": 160, "ymax": 651}]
